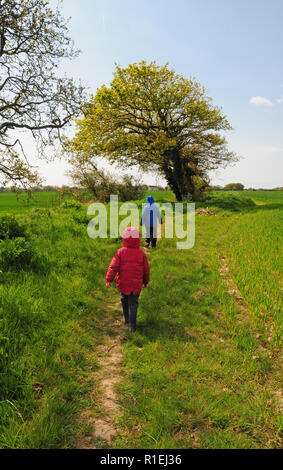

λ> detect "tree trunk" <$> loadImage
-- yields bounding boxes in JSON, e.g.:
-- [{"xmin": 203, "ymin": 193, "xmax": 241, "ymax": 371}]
[{"xmin": 162, "ymin": 148, "xmax": 195, "ymax": 201}]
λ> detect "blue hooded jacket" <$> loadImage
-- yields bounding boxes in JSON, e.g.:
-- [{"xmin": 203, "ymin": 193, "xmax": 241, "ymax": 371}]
[{"xmin": 140, "ymin": 195, "xmax": 162, "ymax": 227}]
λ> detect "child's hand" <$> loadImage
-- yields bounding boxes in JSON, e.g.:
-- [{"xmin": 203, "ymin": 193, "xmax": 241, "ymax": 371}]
[
  {"xmin": 106, "ymin": 282, "xmax": 111, "ymax": 288},
  {"xmin": 143, "ymin": 283, "xmax": 148, "ymax": 288}
]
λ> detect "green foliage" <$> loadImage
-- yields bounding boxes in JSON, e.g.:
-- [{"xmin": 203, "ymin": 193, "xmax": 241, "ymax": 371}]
[
  {"xmin": 67, "ymin": 162, "xmax": 145, "ymax": 203},
  {"xmin": 61, "ymin": 199, "xmax": 83, "ymax": 210},
  {"xmin": 224, "ymin": 183, "xmax": 244, "ymax": 190},
  {"xmin": 191, "ymin": 176, "xmax": 210, "ymax": 201},
  {"xmin": 66, "ymin": 61, "xmax": 237, "ymax": 201},
  {"xmin": 30, "ymin": 208, "xmax": 51, "ymax": 217},
  {"xmin": 72, "ymin": 213, "xmax": 91, "ymax": 225},
  {"xmin": 0, "ymin": 237, "xmax": 33, "ymax": 269},
  {"xmin": 202, "ymin": 192, "xmax": 256, "ymax": 212},
  {"xmin": 116, "ymin": 175, "xmax": 145, "ymax": 202},
  {"xmin": 0, "ymin": 216, "xmax": 26, "ymax": 239},
  {"xmin": 0, "ymin": 237, "xmax": 48, "ymax": 272}
]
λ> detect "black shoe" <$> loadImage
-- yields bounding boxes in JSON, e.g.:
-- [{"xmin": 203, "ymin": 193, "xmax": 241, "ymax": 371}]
[{"xmin": 129, "ymin": 325, "xmax": 136, "ymax": 332}]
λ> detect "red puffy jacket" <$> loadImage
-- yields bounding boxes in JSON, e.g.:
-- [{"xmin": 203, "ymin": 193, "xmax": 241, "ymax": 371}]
[{"xmin": 106, "ymin": 227, "xmax": 150, "ymax": 295}]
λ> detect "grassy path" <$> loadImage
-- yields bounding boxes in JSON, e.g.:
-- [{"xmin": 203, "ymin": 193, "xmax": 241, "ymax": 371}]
[
  {"xmin": 74, "ymin": 208, "xmax": 281, "ymax": 449},
  {"xmin": 74, "ymin": 294, "xmax": 125, "ymax": 448},
  {"xmin": 73, "ymin": 248, "xmax": 154, "ymax": 448},
  {"xmin": 121, "ymin": 215, "xmax": 281, "ymax": 448}
]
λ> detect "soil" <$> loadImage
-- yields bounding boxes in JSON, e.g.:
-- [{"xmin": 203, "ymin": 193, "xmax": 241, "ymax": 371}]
[{"xmin": 74, "ymin": 299, "xmax": 127, "ymax": 449}]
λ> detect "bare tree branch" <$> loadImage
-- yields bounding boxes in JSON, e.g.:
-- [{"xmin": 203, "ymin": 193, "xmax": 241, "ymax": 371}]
[{"xmin": 0, "ymin": 0, "xmax": 86, "ymax": 187}]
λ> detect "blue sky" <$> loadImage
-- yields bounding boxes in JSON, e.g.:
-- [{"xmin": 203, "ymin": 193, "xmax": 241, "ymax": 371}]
[{"xmin": 38, "ymin": 0, "xmax": 283, "ymax": 188}]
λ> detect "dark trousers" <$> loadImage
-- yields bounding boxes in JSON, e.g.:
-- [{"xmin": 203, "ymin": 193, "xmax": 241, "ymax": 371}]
[
  {"xmin": 146, "ymin": 226, "xmax": 157, "ymax": 248},
  {"xmin": 121, "ymin": 292, "xmax": 140, "ymax": 330}
]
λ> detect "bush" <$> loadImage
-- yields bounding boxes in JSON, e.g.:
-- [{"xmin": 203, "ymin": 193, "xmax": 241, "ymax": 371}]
[
  {"xmin": 68, "ymin": 164, "xmax": 145, "ymax": 202},
  {"xmin": 61, "ymin": 199, "xmax": 82, "ymax": 210},
  {"xmin": 30, "ymin": 208, "xmax": 51, "ymax": 217},
  {"xmin": 117, "ymin": 175, "xmax": 145, "ymax": 202},
  {"xmin": 0, "ymin": 238, "xmax": 49, "ymax": 272},
  {"xmin": 72, "ymin": 213, "xmax": 91, "ymax": 225},
  {"xmin": 203, "ymin": 193, "xmax": 256, "ymax": 212},
  {"xmin": 0, "ymin": 216, "xmax": 26, "ymax": 240},
  {"xmin": 191, "ymin": 176, "xmax": 210, "ymax": 201}
]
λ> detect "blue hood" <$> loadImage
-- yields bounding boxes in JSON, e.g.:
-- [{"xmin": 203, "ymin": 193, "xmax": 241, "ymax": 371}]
[{"xmin": 146, "ymin": 195, "xmax": 154, "ymax": 205}]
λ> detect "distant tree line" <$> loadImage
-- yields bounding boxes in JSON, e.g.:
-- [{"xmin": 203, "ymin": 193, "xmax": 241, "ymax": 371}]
[
  {"xmin": 209, "ymin": 184, "xmax": 283, "ymax": 191},
  {"xmin": 0, "ymin": 185, "xmax": 60, "ymax": 193},
  {"xmin": 0, "ymin": 183, "xmax": 282, "ymax": 195},
  {"xmin": 224, "ymin": 183, "xmax": 244, "ymax": 190}
]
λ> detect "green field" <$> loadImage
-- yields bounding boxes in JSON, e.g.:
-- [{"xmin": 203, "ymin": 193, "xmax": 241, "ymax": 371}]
[
  {"xmin": 0, "ymin": 192, "xmax": 60, "ymax": 213},
  {"xmin": 0, "ymin": 190, "xmax": 282, "ymax": 448}
]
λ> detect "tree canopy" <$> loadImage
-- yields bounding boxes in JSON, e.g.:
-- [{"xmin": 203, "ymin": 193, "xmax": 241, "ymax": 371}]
[
  {"xmin": 67, "ymin": 61, "xmax": 238, "ymax": 201},
  {"xmin": 0, "ymin": 0, "xmax": 85, "ymax": 187}
]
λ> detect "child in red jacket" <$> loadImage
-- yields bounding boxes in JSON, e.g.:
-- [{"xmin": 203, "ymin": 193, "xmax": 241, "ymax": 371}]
[{"xmin": 106, "ymin": 226, "xmax": 150, "ymax": 332}]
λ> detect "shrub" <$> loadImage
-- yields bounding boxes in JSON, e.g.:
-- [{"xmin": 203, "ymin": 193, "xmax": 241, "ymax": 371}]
[
  {"xmin": 68, "ymin": 163, "xmax": 145, "ymax": 202},
  {"xmin": 61, "ymin": 199, "xmax": 83, "ymax": 210},
  {"xmin": 203, "ymin": 193, "xmax": 256, "ymax": 212},
  {"xmin": 0, "ymin": 216, "xmax": 26, "ymax": 239},
  {"xmin": 117, "ymin": 175, "xmax": 145, "ymax": 202},
  {"xmin": 72, "ymin": 213, "xmax": 90, "ymax": 225},
  {"xmin": 191, "ymin": 176, "xmax": 210, "ymax": 201},
  {"xmin": 30, "ymin": 208, "xmax": 51, "ymax": 217},
  {"xmin": 0, "ymin": 238, "xmax": 49, "ymax": 272}
]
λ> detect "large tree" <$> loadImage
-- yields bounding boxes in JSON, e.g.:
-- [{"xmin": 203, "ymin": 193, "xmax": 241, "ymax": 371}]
[
  {"xmin": 0, "ymin": 0, "xmax": 85, "ymax": 187},
  {"xmin": 66, "ymin": 61, "xmax": 238, "ymax": 201}
]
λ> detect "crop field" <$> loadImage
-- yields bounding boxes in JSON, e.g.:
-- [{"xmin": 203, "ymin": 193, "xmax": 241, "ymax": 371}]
[
  {"xmin": 0, "ymin": 192, "xmax": 60, "ymax": 214},
  {"xmin": 0, "ymin": 190, "xmax": 282, "ymax": 449}
]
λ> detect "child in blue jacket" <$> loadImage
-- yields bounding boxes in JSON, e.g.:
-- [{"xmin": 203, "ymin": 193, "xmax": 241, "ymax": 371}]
[{"xmin": 140, "ymin": 195, "xmax": 162, "ymax": 248}]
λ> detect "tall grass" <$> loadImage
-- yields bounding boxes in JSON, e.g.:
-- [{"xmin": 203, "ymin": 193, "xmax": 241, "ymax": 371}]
[
  {"xmin": 226, "ymin": 207, "xmax": 282, "ymax": 349},
  {"xmin": 0, "ymin": 205, "xmax": 120, "ymax": 448}
]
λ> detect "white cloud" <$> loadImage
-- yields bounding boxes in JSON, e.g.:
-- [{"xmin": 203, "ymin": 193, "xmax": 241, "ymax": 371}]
[
  {"xmin": 249, "ymin": 96, "xmax": 273, "ymax": 106},
  {"xmin": 276, "ymin": 96, "xmax": 283, "ymax": 103}
]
